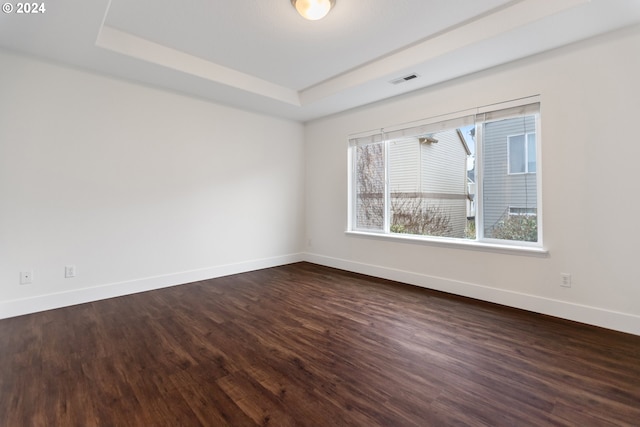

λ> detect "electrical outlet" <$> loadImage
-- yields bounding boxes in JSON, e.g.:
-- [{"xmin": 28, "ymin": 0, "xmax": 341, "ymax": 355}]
[
  {"xmin": 65, "ymin": 265, "xmax": 77, "ymax": 278},
  {"xmin": 20, "ymin": 271, "xmax": 33, "ymax": 285},
  {"xmin": 560, "ymin": 273, "xmax": 572, "ymax": 288}
]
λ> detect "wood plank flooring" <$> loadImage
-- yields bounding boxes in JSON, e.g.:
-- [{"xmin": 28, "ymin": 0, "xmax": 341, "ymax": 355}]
[{"xmin": 1, "ymin": 262, "xmax": 639, "ymax": 426}]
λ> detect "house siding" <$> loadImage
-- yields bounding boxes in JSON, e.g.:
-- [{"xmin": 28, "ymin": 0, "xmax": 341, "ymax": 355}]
[
  {"xmin": 482, "ymin": 116, "xmax": 537, "ymax": 234},
  {"xmin": 389, "ymin": 139, "xmax": 420, "ymax": 193},
  {"xmin": 421, "ymin": 131, "xmax": 467, "ymax": 195},
  {"xmin": 389, "ymin": 130, "xmax": 469, "ymax": 238}
]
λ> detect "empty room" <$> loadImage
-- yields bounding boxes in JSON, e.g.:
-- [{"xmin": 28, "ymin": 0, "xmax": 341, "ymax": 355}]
[{"xmin": 1, "ymin": 0, "xmax": 639, "ymax": 425}]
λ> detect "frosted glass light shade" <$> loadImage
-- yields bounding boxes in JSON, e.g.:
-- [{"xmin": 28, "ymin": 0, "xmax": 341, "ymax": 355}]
[{"xmin": 291, "ymin": 0, "xmax": 335, "ymax": 21}]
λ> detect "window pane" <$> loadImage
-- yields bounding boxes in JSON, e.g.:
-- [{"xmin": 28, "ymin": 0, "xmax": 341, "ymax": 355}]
[
  {"xmin": 483, "ymin": 115, "xmax": 538, "ymax": 242},
  {"xmin": 508, "ymin": 135, "xmax": 525, "ymax": 174},
  {"xmin": 355, "ymin": 143, "xmax": 385, "ymax": 230},
  {"xmin": 527, "ymin": 133, "xmax": 536, "ymax": 173},
  {"xmin": 388, "ymin": 127, "xmax": 473, "ymax": 239}
]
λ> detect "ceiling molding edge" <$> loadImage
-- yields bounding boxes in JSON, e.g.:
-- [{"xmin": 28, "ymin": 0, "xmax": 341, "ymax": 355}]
[
  {"xmin": 299, "ymin": 0, "xmax": 589, "ymax": 105},
  {"xmin": 95, "ymin": 25, "xmax": 301, "ymax": 107}
]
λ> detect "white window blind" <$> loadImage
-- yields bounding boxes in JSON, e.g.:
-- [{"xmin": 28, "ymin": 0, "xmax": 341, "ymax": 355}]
[{"xmin": 476, "ymin": 99, "xmax": 540, "ymax": 123}]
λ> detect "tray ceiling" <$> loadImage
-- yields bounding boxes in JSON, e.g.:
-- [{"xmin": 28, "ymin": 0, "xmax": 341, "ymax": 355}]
[{"xmin": 1, "ymin": 0, "xmax": 639, "ymax": 121}]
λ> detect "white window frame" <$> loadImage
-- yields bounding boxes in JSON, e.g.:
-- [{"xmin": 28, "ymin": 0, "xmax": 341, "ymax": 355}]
[{"xmin": 347, "ymin": 96, "xmax": 545, "ymax": 255}]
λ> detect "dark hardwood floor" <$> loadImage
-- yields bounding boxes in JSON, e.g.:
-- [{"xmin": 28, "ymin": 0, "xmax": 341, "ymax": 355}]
[{"xmin": 1, "ymin": 262, "xmax": 639, "ymax": 426}]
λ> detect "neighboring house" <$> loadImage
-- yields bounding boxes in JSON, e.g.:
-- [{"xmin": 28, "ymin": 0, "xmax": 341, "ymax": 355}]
[
  {"xmin": 388, "ymin": 129, "xmax": 471, "ymax": 238},
  {"xmin": 481, "ymin": 116, "xmax": 537, "ymax": 237},
  {"xmin": 466, "ymin": 177, "xmax": 476, "ymax": 219}
]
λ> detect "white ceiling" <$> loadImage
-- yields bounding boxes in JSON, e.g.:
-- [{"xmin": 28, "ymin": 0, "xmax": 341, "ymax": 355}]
[{"xmin": 1, "ymin": 0, "xmax": 640, "ymax": 122}]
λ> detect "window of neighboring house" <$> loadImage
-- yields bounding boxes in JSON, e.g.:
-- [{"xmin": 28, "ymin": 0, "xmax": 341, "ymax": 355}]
[
  {"xmin": 348, "ymin": 97, "xmax": 542, "ymax": 248},
  {"xmin": 509, "ymin": 207, "xmax": 537, "ymax": 216},
  {"xmin": 508, "ymin": 133, "xmax": 536, "ymax": 174}
]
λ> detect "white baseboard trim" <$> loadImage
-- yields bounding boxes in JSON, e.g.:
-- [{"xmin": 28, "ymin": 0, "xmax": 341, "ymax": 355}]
[
  {"xmin": 303, "ymin": 253, "xmax": 640, "ymax": 336},
  {"xmin": 0, "ymin": 253, "xmax": 304, "ymax": 320},
  {"xmin": 3, "ymin": 252, "xmax": 638, "ymax": 336}
]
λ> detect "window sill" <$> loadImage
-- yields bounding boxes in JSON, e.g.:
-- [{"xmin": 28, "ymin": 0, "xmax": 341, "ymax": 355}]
[{"xmin": 345, "ymin": 230, "xmax": 549, "ymax": 258}]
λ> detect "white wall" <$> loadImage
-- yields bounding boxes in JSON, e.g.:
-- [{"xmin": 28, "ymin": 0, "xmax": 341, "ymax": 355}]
[
  {"xmin": 3, "ymin": 26, "xmax": 639, "ymax": 335},
  {"xmin": 304, "ymin": 25, "xmax": 640, "ymax": 335},
  {"xmin": 0, "ymin": 49, "xmax": 305, "ymax": 317}
]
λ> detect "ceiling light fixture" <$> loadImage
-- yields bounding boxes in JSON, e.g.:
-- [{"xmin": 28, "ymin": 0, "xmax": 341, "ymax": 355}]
[{"xmin": 291, "ymin": 0, "xmax": 335, "ymax": 21}]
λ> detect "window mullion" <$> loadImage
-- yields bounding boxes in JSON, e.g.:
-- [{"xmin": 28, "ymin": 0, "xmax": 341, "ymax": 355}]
[
  {"xmin": 534, "ymin": 116, "xmax": 542, "ymax": 244},
  {"xmin": 475, "ymin": 122, "xmax": 485, "ymax": 241},
  {"xmin": 348, "ymin": 144, "xmax": 357, "ymax": 230},
  {"xmin": 384, "ymin": 139, "xmax": 391, "ymax": 234}
]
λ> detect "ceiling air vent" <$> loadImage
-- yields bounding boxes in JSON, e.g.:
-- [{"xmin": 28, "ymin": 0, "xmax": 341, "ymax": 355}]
[{"xmin": 389, "ymin": 73, "xmax": 419, "ymax": 85}]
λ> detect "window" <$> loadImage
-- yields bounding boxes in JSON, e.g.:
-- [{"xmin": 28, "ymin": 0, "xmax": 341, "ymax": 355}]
[
  {"xmin": 508, "ymin": 133, "xmax": 536, "ymax": 174},
  {"xmin": 509, "ymin": 207, "xmax": 537, "ymax": 216},
  {"xmin": 349, "ymin": 98, "xmax": 541, "ymax": 247}
]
